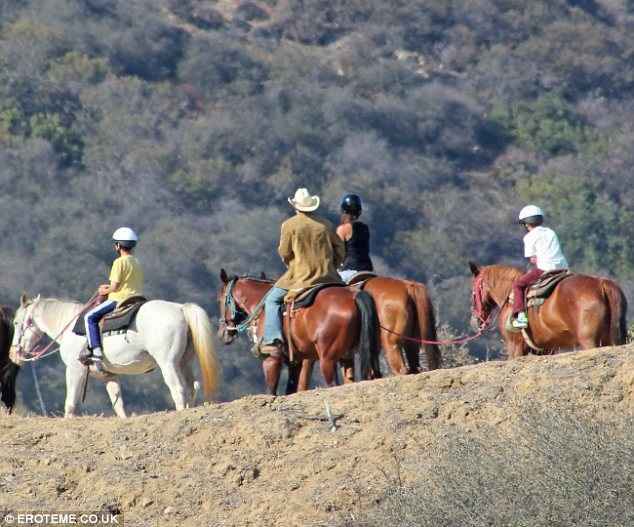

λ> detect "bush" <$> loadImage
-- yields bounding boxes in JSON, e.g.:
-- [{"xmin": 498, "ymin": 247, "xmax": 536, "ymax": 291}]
[{"xmin": 333, "ymin": 408, "xmax": 634, "ymax": 527}]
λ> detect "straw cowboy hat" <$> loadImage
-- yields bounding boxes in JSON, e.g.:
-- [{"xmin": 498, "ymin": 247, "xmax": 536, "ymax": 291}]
[{"xmin": 288, "ymin": 188, "xmax": 320, "ymax": 212}]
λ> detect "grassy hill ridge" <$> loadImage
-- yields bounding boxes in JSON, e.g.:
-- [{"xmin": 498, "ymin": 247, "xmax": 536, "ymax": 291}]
[{"xmin": 2, "ymin": 345, "xmax": 634, "ymax": 526}]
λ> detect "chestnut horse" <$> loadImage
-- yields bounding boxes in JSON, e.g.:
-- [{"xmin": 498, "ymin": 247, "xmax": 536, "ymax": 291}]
[
  {"xmin": 217, "ymin": 269, "xmax": 380, "ymax": 395},
  {"xmin": 469, "ymin": 262, "xmax": 627, "ymax": 358},
  {"xmin": 300, "ymin": 277, "xmax": 442, "ymax": 389},
  {"xmin": 0, "ymin": 306, "xmax": 19, "ymax": 413},
  {"xmin": 364, "ymin": 277, "xmax": 441, "ymax": 373}
]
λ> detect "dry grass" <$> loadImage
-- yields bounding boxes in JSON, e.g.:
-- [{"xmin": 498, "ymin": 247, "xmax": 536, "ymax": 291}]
[{"xmin": 331, "ymin": 406, "xmax": 634, "ymax": 527}]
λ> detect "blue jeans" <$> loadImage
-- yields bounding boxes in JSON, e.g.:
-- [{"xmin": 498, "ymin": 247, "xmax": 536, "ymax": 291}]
[
  {"xmin": 263, "ymin": 287, "xmax": 287, "ymax": 345},
  {"xmin": 84, "ymin": 300, "xmax": 117, "ymax": 350}
]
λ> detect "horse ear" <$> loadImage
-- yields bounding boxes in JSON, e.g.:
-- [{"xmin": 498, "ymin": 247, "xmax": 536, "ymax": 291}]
[
  {"xmin": 19, "ymin": 293, "xmax": 28, "ymax": 307},
  {"xmin": 220, "ymin": 269, "xmax": 229, "ymax": 284},
  {"xmin": 468, "ymin": 261, "xmax": 481, "ymax": 276},
  {"xmin": 34, "ymin": 294, "xmax": 41, "ymax": 302},
  {"xmin": 260, "ymin": 272, "xmax": 267, "ymax": 280}
]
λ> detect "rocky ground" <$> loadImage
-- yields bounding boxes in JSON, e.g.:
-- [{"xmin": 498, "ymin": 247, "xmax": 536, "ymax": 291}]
[{"xmin": 2, "ymin": 345, "xmax": 634, "ymax": 527}]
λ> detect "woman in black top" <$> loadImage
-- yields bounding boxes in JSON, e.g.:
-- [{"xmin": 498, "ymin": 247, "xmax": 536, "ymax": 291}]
[{"xmin": 336, "ymin": 194, "xmax": 374, "ymax": 282}]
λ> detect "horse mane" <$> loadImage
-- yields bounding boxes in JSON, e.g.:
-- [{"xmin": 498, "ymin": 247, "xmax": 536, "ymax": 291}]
[
  {"xmin": 483, "ymin": 264, "xmax": 524, "ymax": 301},
  {"xmin": 33, "ymin": 298, "xmax": 84, "ymax": 335},
  {"xmin": 241, "ymin": 275, "xmax": 273, "ymax": 284}
]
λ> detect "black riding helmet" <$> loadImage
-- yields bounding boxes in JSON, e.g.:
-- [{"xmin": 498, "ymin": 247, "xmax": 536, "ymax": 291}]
[{"xmin": 341, "ymin": 194, "xmax": 362, "ymax": 216}]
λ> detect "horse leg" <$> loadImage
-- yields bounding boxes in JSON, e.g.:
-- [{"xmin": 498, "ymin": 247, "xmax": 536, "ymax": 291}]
[
  {"xmin": 158, "ymin": 364, "xmax": 188, "ymax": 411},
  {"xmin": 262, "ymin": 355, "xmax": 283, "ymax": 395},
  {"xmin": 182, "ymin": 361, "xmax": 197, "ymax": 406},
  {"xmin": 505, "ymin": 335, "xmax": 527, "ymax": 359},
  {"xmin": 340, "ymin": 359, "xmax": 355, "ymax": 383},
  {"xmin": 381, "ymin": 332, "xmax": 409, "ymax": 375},
  {"xmin": 286, "ymin": 361, "xmax": 300, "ymax": 395},
  {"xmin": 404, "ymin": 341, "xmax": 421, "ymax": 373},
  {"xmin": 64, "ymin": 364, "xmax": 88, "ymax": 418},
  {"xmin": 297, "ymin": 358, "xmax": 314, "ymax": 391},
  {"xmin": 105, "ymin": 377, "xmax": 127, "ymax": 418},
  {"xmin": 319, "ymin": 358, "xmax": 338, "ymax": 387}
]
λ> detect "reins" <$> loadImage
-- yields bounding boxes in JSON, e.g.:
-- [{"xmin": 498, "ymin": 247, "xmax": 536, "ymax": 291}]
[
  {"xmin": 377, "ymin": 274, "xmax": 505, "ymax": 346},
  {"xmin": 17, "ymin": 293, "xmax": 101, "ymax": 362},
  {"xmin": 377, "ymin": 309, "xmax": 500, "ymax": 346}
]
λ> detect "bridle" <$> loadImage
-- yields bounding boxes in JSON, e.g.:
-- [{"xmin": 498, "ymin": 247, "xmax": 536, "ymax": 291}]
[
  {"xmin": 471, "ymin": 274, "xmax": 494, "ymax": 329},
  {"xmin": 12, "ymin": 304, "xmax": 46, "ymax": 361},
  {"xmin": 219, "ymin": 278, "xmax": 247, "ymax": 334},
  {"xmin": 219, "ymin": 277, "xmax": 269, "ymax": 336},
  {"xmin": 471, "ymin": 273, "xmax": 507, "ymax": 330}
]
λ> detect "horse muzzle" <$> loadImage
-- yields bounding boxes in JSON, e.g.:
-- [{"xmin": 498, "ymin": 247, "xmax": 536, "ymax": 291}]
[{"xmin": 9, "ymin": 346, "xmax": 23, "ymax": 366}]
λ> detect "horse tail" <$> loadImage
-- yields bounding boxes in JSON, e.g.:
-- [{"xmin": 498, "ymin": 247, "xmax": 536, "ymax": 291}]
[
  {"xmin": 354, "ymin": 290, "xmax": 381, "ymax": 380},
  {"xmin": 0, "ymin": 362, "xmax": 19, "ymax": 414},
  {"xmin": 601, "ymin": 279, "xmax": 628, "ymax": 346},
  {"xmin": 408, "ymin": 281, "xmax": 442, "ymax": 370},
  {"xmin": 181, "ymin": 303, "xmax": 220, "ymax": 400}
]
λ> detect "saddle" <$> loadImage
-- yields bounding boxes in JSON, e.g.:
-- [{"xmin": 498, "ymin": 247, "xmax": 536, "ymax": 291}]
[
  {"xmin": 526, "ymin": 269, "xmax": 573, "ymax": 308},
  {"xmin": 285, "ymin": 283, "xmax": 345, "ymax": 310},
  {"xmin": 73, "ymin": 296, "xmax": 148, "ymax": 337}
]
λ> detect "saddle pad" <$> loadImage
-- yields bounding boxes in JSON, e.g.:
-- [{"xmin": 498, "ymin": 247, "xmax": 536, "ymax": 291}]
[
  {"xmin": 288, "ymin": 283, "xmax": 345, "ymax": 310},
  {"xmin": 527, "ymin": 270, "xmax": 572, "ymax": 299},
  {"xmin": 73, "ymin": 297, "xmax": 148, "ymax": 336}
]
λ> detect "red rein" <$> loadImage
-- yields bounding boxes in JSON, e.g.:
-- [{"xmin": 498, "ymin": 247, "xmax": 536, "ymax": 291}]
[{"xmin": 378, "ymin": 275, "xmax": 496, "ymax": 346}]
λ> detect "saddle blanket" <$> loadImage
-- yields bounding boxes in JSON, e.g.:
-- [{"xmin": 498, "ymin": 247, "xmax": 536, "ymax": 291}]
[{"xmin": 73, "ymin": 296, "xmax": 147, "ymax": 337}]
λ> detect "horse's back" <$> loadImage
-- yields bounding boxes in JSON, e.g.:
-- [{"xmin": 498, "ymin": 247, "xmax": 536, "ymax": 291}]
[
  {"xmin": 543, "ymin": 273, "xmax": 625, "ymax": 347},
  {"xmin": 135, "ymin": 300, "xmax": 191, "ymax": 332}
]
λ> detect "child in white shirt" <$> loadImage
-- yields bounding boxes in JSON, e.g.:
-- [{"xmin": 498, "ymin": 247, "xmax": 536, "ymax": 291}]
[{"xmin": 512, "ymin": 205, "xmax": 568, "ymax": 328}]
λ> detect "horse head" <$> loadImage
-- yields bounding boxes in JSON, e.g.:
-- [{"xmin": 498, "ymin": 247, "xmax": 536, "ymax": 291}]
[
  {"xmin": 469, "ymin": 262, "xmax": 496, "ymax": 330},
  {"xmin": 217, "ymin": 269, "xmax": 241, "ymax": 345},
  {"xmin": 10, "ymin": 294, "xmax": 43, "ymax": 365}
]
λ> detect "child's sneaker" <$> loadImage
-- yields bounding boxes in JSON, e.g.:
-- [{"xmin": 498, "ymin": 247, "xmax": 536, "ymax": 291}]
[{"xmin": 512, "ymin": 311, "xmax": 529, "ymax": 329}]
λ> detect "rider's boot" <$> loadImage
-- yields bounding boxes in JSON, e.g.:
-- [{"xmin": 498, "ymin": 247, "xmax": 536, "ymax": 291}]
[
  {"xmin": 512, "ymin": 311, "xmax": 529, "ymax": 329},
  {"xmin": 90, "ymin": 346, "xmax": 105, "ymax": 373},
  {"xmin": 260, "ymin": 339, "xmax": 284, "ymax": 359}
]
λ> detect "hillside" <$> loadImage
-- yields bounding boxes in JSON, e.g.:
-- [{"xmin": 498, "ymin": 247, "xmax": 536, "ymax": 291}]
[
  {"xmin": 3, "ymin": 0, "xmax": 634, "ymax": 411},
  {"xmin": 3, "ymin": 345, "xmax": 634, "ymax": 526}
]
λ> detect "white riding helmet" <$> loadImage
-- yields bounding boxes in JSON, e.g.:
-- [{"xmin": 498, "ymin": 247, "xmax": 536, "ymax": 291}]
[
  {"xmin": 518, "ymin": 205, "xmax": 544, "ymax": 222},
  {"xmin": 112, "ymin": 227, "xmax": 139, "ymax": 248}
]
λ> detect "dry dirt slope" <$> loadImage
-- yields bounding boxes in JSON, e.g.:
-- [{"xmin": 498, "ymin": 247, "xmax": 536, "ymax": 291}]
[{"xmin": 2, "ymin": 345, "xmax": 634, "ymax": 527}]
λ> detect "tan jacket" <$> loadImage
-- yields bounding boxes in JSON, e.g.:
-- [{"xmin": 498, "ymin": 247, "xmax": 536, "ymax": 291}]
[{"xmin": 274, "ymin": 212, "xmax": 345, "ymax": 298}]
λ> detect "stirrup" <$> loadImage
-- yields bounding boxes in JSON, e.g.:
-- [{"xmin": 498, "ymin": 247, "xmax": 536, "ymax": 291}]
[
  {"xmin": 90, "ymin": 357, "xmax": 105, "ymax": 374},
  {"xmin": 78, "ymin": 348, "xmax": 93, "ymax": 365}
]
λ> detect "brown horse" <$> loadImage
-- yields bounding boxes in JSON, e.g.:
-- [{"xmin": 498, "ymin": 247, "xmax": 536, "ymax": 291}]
[
  {"xmin": 0, "ymin": 306, "xmax": 19, "ymax": 413},
  {"xmin": 365, "ymin": 277, "xmax": 441, "ymax": 373},
  {"xmin": 300, "ymin": 277, "xmax": 442, "ymax": 388},
  {"xmin": 469, "ymin": 262, "xmax": 627, "ymax": 358},
  {"xmin": 217, "ymin": 269, "xmax": 380, "ymax": 395}
]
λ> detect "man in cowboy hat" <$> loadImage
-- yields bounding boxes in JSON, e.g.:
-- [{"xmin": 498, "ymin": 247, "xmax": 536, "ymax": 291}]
[{"xmin": 261, "ymin": 188, "xmax": 345, "ymax": 356}]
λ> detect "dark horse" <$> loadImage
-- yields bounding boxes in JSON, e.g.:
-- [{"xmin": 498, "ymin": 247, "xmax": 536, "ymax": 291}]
[
  {"xmin": 469, "ymin": 262, "xmax": 627, "ymax": 358},
  {"xmin": 217, "ymin": 270, "xmax": 380, "ymax": 394},
  {"xmin": 0, "ymin": 306, "xmax": 19, "ymax": 413}
]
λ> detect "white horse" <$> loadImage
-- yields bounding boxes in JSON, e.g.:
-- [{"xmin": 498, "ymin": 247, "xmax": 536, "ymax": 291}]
[{"xmin": 9, "ymin": 294, "xmax": 220, "ymax": 417}]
